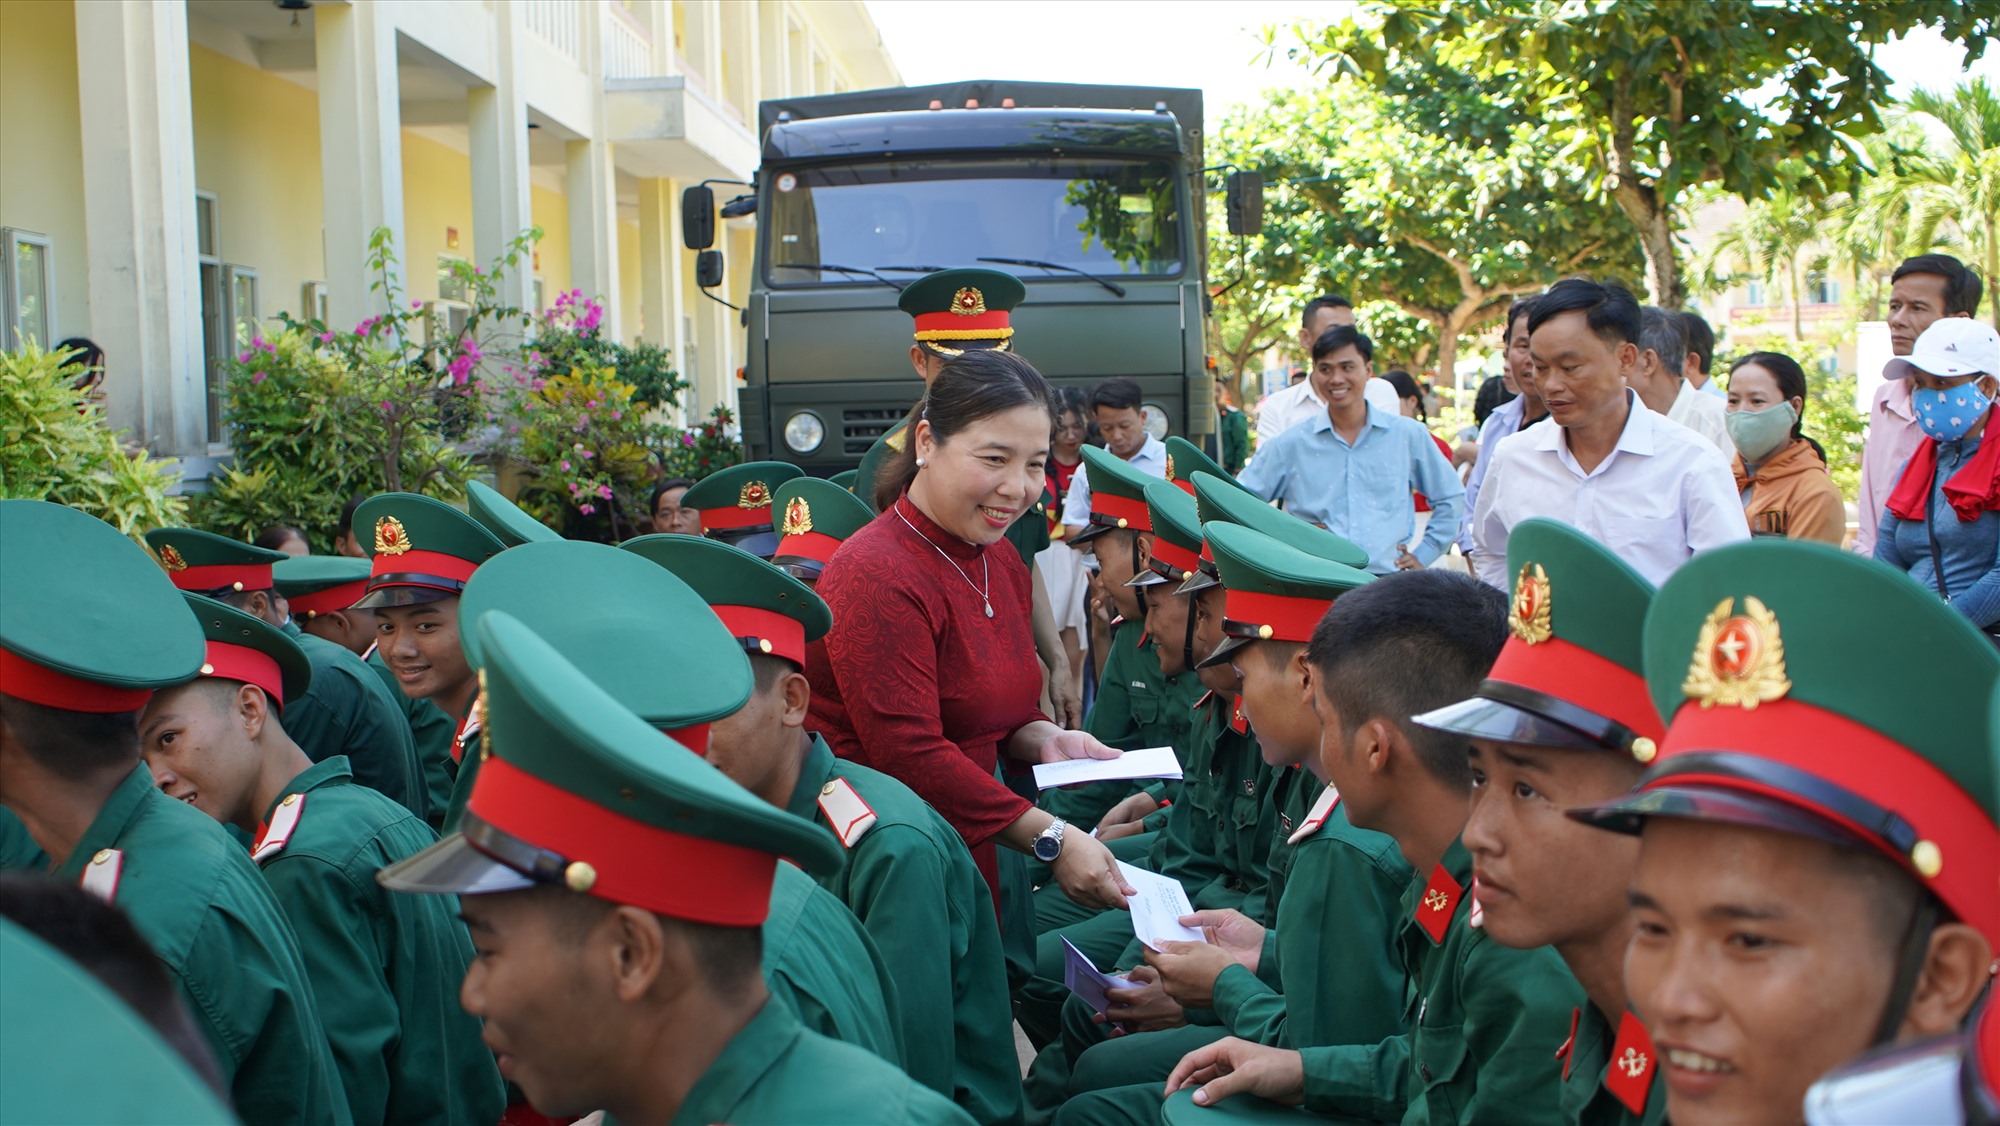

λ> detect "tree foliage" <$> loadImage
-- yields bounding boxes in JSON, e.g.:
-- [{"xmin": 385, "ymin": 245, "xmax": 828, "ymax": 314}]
[
  {"xmin": 1286, "ymin": 0, "xmax": 2000, "ymax": 309},
  {"xmin": 0, "ymin": 343, "xmax": 186, "ymax": 539}
]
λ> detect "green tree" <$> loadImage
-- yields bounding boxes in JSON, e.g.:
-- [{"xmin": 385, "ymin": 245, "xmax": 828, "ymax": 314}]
[
  {"xmin": 1694, "ymin": 172, "xmax": 1827, "ymax": 338},
  {"xmin": 1288, "ymin": 0, "xmax": 1999, "ymax": 309},
  {"xmin": 1893, "ymin": 78, "xmax": 2000, "ymax": 328}
]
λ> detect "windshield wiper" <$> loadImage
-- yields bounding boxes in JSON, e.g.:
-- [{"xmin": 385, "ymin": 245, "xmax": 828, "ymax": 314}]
[
  {"xmin": 772, "ymin": 263, "xmax": 905, "ymax": 291},
  {"xmin": 876, "ymin": 265, "xmax": 949, "ymax": 274},
  {"xmin": 977, "ymin": 257, "xmax": 1127, "ymax": 298}
]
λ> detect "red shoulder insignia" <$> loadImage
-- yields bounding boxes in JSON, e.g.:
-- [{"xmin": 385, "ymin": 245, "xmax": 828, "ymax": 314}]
[
  {"xmin": 1414, "ymin": 864, "xmax": 1462, "ymax": 945},
  {"xmin": 1604, "ymin": 1011, "xmax": 1657, "ymax": 1115}
]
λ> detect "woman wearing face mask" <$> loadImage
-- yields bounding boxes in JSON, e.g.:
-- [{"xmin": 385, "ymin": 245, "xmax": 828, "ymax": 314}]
[
  {"xmin": 1725, "ymin": 351, "xmax": 1844, "ymax": 543},
  {"xmin": 1875, "ymin": 319, "xmax": 2000, "ymax": 635}
]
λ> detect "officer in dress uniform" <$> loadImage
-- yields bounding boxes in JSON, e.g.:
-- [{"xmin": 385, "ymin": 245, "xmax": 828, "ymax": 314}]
[
  {"xmin": 467, "ymin": 480, "xmax": 562, "ymax": 547},
  {"xmin": 634, "ymin": 532, "xmax": 1024, "ymax": 1125},
  {"xmin": 461, "ymin": 537, "xmax": 906, "ymax": 1068},
  {"xmin": 0, "ymin": 499, "xmax": 347, "ymax": 1124},
  {"xmin": 140, "ymin": 593, "xmax": 505, "ymax": 1126},
  {"xmin": 351, "ymin": 492, "xmax": 508, "ymax": 833},
  {"xmin": 0, "ymin": 917, "xmax": 234, "ymax": 1124},
  {"xmin": 770, "ymin": 476, "xmax": 877, "ymax": 584},
  {"xmin": 277, "ymin": 553, "xmax": 459, "ymax": 828},
  {"xmin": 377, "ymin": 610, "xmax": 975, "ymax": 1125},
  {"xmin": 1413, "ymin": 518, "xmax": 1669, "ymax": 1126},
  {"xmin": 147, "ymin": 527, "xmax": 425, "ymax": 818},
  {"xmin": 681, "ymin": 461, "xmax": 806, "ymax": 559},
  {"xmin": 1572, "ymin": 541, "xmax": 2000, "ymax": 1126}
]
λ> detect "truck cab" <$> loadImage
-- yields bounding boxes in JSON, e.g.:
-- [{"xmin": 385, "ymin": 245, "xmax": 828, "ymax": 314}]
[{"xmin": 686, "ymin": 81, "xmax": 1219, "ymax": 473}]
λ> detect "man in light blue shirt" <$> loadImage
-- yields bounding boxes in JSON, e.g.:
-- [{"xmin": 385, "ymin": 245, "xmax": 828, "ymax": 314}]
[{"xmin": 1238, "ymin": 326, "xmax": 1463, "ymax": 574}]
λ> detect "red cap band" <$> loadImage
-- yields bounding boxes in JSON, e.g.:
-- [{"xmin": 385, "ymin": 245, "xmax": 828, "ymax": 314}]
[
  {"xmin": 285, "ymin": 581, "xmax": 370, "ymax": 617},
  {"xmin": 0, "ymin": 649, "xmax": 153, "ymax": 713},
  {"xmin": 775, "ymin": 530, "xmax": 843, "ymax": 566},
  {"xmin": 1173, "ymin": 478, "xmax": 1196, "ymax": 496},
  {"xmin": 700, "ymin": 504, "xmax": 774, "ymax": 532},
  {"xmin": 1091, "ymin": 493, "xmax": 1152, "ymax": 532},
  {"xmin": 169, "ymin": 563, "xmax": 274, "ymax": 593},
  {"xmin": 912, "ymin": 309, "xmax": 1012, "ymax": 338},
  {"xmin": 369, "ymin": 549, "xmax": 479, "ymax": 588},
  {"xmin": 1657, "ymin": 697, "xmax": 1999, "ymax": 947},
  {"xmin": 1488, "ymin": 637, "xmax": 1664, "ymax": 743},
  {"xmin": 1149, "ymin": 538, "xmax": 1200, "ymax": 578},
  {"xmin": 202, "ymin": 640, "xmax": 286, "ymax": 711},
  {"xmin": 714, "ymin": 604, "xmax": 808, "ymax": 667},
  {"xmin": 468, "ymin": 755, "xmax": 776, "ymax": 925},
  {"xmin": 1222, "ymin": 588, "xmax": 1330, "ymax": 643},
  {"xmin": 666, "ymin": 722, "xmax": 711, "ymax": 756}
]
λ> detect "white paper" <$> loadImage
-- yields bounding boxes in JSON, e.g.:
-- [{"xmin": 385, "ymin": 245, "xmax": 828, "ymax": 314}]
[
  {"xmin": 1032, "ymin": 746, "xmax": 1183, "ymax": 791},
  {"xmin": 1116, "ymin": 861, "xmax": 1205, "ymax": 950},
  {"xmin": 1061, "ymin": 937, "xmax": 1136, "ymax": 1015}
]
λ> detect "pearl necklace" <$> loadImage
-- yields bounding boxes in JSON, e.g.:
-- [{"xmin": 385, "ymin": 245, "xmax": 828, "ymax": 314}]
[{"xmin": 895, "ymin": 505, "xmax": 993, "ymax": 618}]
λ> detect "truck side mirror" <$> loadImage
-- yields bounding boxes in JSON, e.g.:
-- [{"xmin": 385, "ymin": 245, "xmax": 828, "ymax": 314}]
[
  {"xmin": 695, "ymin": 249, "xmax": 724, "ymax": 289},
  {"xmin": 1225, "ymin": 171, "xmax": 1264, "ymax": 238},
  {"xmin": 682, "ymin": 185, "xmax": 716, "ymax": 250}
]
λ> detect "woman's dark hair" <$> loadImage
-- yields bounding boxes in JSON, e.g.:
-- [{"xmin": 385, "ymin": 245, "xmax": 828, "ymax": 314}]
[
  {"xmin": 875, "ymin": 349, "xmax": 1057, "ymax": 510},
  {"xmin": 1053, "ymin": 385, "xmax": 1090, "ymax": 425},
  {"xmin": 253, "ymin": 525, "xmax": 308, "ymax": 552},
  {"xmin": 1381, "ymin": 369, "xmax": 1425, "ymax": 419},
  {"xmin": 1729, "ymin": 351, "xmax": 1824, "ymax": 463},
  {"xmin": 55, "ymin": 337, "xmax": 105, "ymax": 390},
  {"xmin": 1472, "ymin": 374, "xmax": 1514, "ymax": 427}
]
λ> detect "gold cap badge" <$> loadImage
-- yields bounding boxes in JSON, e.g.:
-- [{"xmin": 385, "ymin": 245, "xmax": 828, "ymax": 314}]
[
  {"xmin": 1165, "ymin": 454, "xmax": 1177, "ymax": 482},
  {"xmin": 1508, "ymin": 563, "xmax": 1553, "ymax": 645},
  {"xmin": 738, "ymin": 481, "xmax": 772, "ymax": 510},
  {"xmin": 782, "ymin": 497, "xmax": 813, "ymax": 536},
  {"xmin": 1683, "ymin": 596, "xmax": 1791, "ymax": 710},
  {"xmin": 157, "ymin": 545, "xmax": 188, "ymax": 572},
  {"xmin": 374, "ymin": 515, "xmax": 412, "ymax": 556},
  {"xmin": 951, "ymin": 287, "xmax": 987, "ymax": 316}
]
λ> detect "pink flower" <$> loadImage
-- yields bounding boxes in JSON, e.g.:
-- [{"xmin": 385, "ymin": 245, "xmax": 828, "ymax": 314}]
[
  {"xmin": 317, "ymin": 331, "xmax": 335, "ymax": 344},
  {"xmin": 473, "ymin": 266, "xmax": 483, "ymax": 275},
  {"xmin": 681, "ymin": 432, "xmax": 696, "ymax": 447},
  {"xmin": 585, "ymin": 399, "xmax": 600, "ymax": 410},
  {"xmin": 250, "ymin": 370, "xmax": 267, "ymax": 384},
  {"xmin": 411, "ymin": 299, "xmax": 424, "ymax": 310},
  {"xmin": 610, "ymin": 411, "xmax": 623, "ymax": 421},
  {"xmin": 529, "ymin": 378, "xmax": 547, "ymax": 392},
  {"xmin": 596, "ymin": 484, "xmax": 614, "ymax": 500},
  {"xmin": 237, "ymin": 349, "xmax": 254, "ymax": 363},
  {"xmin": 578, "ymin": 503, "xmax": 596, "ymax": 515},
  {"xmin": 580, "ymin": 449, "xmax": 594, "ymax": 460},
  {"xmin": 560, "ymin": 460, "xmax": 572, "ymax": 471}
]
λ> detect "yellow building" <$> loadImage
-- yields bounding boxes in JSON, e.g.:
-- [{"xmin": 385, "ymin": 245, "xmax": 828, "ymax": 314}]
[{"xmin": 0, "ymin": 0, "xmax": 899, "ymax": 468}]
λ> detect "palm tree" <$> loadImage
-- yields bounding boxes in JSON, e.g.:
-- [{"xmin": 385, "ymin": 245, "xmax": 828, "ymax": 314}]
[
  {"xmin": 1876, "ymin": 79, "xmax": 2000, "ymax": 329},
  {"xmin": 1696, "ymin": 171, "xmax": 1825, "ymax": 339}
]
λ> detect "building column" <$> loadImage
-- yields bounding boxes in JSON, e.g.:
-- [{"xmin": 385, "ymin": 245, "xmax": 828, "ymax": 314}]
[
  {"xmin": 636, "ymin": 177, "xmax": 689, "ymax": 423},
  {"xmin": 566, "ymin": 140, "xmax": 622, "ymax": 336},
  {"xmin": 469, "ymin": 2, "xmax": 532, "ymax": 311},
  {"xmin": 314, "ymin": 1, "xmax": 404, "ymax": 332},
  {"xmin": 73, "ymin": 0, "xmax": 205, "ymax": 455}
]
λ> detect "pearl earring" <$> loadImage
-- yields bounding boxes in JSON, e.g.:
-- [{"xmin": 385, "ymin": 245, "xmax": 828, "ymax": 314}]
[{"xmin": 915, "ymin": 458, "xmax": 926, "ymax": 468}]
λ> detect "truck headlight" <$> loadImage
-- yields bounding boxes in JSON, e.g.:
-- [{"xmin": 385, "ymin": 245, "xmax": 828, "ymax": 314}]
[
  {"xmin": 1142, "ymin": 403, "xmax": 1170, "ymax": 441},
  {"xmin": 783, "ymin": 411, "xmax": 825, "ymax": 454}
]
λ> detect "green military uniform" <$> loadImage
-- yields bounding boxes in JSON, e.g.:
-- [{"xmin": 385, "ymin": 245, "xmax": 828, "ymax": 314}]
[
  {"xmin": 351, "ymin": 493, "xmax": 509, "ymax": 833},
  {"xmin": 464, "ymin": 536, "xmax": 906, "ymax": 1065},
  {"xmin": 682, "ymin": 460, "xmax": 805, "ymax": 559},
  {"xmin": 0, "ymin": 919, "xmax": 235, "ymax": 1124},
  {"xmin": 275, "ymin": 554, "xmax": 459, "ymax": 827},
  {"xmin": 176, "ymin": 594, "xmax": 504, "ymax": 1126},
  {"xmin": 378, "ymin": 609, "xmax": 971, "ymax": 1125},
  {"xmin": 466, "ymin": 480, "xmax": 560, "ymax": 546},
  {"xmin": 1216, "ymin": 407, "xmax": 1251, "ymax": 476},
  {"xmin": 0, "ymin": 805, "xmax": 47, "ymax": 869},
  {"xmin": 149, "ymin": 527, "xmax": 425, "ymax": 817},
  {"xmin": 1413, "ymin": 519, "xmax": 1672, "ymax": 1126},
  {"xmin": 1573, "ymin": 540, "xmax": 2000, "ymax": 1126},
  {"xmin": 770, "ymin": 476, "xmax": 878, "ymax": 582},
  {"xmin": 3, "ymin": 499, "xmax": 347, "ymax": 1125}
]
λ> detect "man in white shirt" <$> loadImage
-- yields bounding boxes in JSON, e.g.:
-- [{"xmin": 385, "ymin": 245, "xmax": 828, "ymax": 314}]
[
  {"xmin": 1254, "ymin": 295, "xmax": 1401, "ymax": 448},
  {"xmin": 1680, "ymin": 310, "xmax": 1725, "ymax": 397},
  {"xmin": 1061, "ymin": 376, "xmax": 1166, "ymax": 534},
  {"xmin": 1629, "ymin": 305, "xmax": 1731, "ymax": 454},
  {"xmin": 1473, "ymin": 279, "xmax": 1747, "ymax": 588}
]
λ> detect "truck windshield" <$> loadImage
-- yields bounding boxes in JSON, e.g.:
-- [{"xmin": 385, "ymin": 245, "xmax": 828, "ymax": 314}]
[{"xmin": 765, "ymin": 157, "xmax": 1184, "ymax": 284}]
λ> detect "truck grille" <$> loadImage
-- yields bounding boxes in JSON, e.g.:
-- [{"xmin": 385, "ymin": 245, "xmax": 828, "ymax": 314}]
[{"xmin": 842, "ymin": 407, "xmax": 907, "ymax": 455}]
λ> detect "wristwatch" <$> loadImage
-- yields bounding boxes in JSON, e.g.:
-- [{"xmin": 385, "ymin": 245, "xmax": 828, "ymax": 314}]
[{"xmin": 1032, "ymin": 819, "xmax": 1067, "ymax": 862}]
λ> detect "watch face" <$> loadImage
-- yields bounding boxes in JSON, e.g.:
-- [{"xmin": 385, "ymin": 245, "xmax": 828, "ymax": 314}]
[{"xmin": 1033, "ymin": 835, "xmax": 1061, "ymax": 862}]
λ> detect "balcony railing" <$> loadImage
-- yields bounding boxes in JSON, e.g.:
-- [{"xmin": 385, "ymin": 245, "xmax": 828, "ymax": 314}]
[
  {"xmin": 604, "ymin": 5, "xmax": 655, "ymax": 79},
  {"xmin": 523, "ymin": 0, "xmax": 581, "ymax": 63}
]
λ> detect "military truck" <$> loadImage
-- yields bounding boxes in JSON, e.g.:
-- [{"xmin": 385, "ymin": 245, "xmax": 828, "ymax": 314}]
[{"xmin": 681, "ymin": 80, "xmax": 1259, "ymax": 474}]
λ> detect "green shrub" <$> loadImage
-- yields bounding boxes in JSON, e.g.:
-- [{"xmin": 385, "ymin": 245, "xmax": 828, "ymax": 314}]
[{"xmin": 0, "ymin": 343, "xmax": 186, "ymax": 538}]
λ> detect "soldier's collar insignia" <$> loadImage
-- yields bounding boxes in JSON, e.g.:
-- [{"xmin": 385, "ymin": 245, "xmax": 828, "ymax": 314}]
[
  {"xmin": 1604, "ymin": 1011, "xmax": 1657, "ymax": 1114},
  {"xmin": 782, "ymin": 497, "xmax": 813, "ymax": 536},
  {"xmin": 1683, "ymin": 596, "xmax": 1791, "ymax": 710},
  {"xmin": 951, "ymin": 287, "xmax": 987, "ymax": 316},
  {"xmin": 1414, "ymin": 863, "xmax": 1461, "ymax": 945},
  {"xmin": 738, "ymin": 481, "xmax": 772, "ymax": 510},
  {"xmin": 156, "ymin": 544, "xmax": 188, "ymax": 573},
  {"xmin": 1555, "ymin": 1006, "xmax": 1581, "ymax": 1081},
  {"xmin": 1508, "ymin": 562, "xmax": 1552, "ymax": 644},
  {"xmin": 374, "ymin": 515, "xmax": 412, "ymax": 556}
]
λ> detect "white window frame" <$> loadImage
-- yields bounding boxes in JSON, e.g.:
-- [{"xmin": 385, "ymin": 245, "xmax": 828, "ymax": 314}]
[
  {"xmin": 223, "ymin": 265, "xmax": 260, "ymax": 349},
  {"xmin": 437, "ymin": 253, "xmax": 472, "ymax": 304},
  {"xmin": 426, "ymin": 299, "xmax": 472, "ymax": 348},
  {"xmin": 301, "ymin": 281, "xmax": 329, "ymax": 325},
  {"xmin": 197, "ymin": 192, "xmax": 228, "ymax": 446},
  {"xmin": 1, "ymin": 227, "xmax": 56, "ymax": 350}
]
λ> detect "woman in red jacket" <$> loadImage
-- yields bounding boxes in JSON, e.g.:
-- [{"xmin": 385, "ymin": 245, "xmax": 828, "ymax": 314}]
[{"xmin": 808, "ymin": 350, "xmax": 1132, "ymax": 913}]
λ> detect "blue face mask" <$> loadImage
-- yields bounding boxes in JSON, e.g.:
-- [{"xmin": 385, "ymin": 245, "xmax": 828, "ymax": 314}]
[{"xmin": 1913, "ymin": 382, "xmax": 1992, "ymax": 442}]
